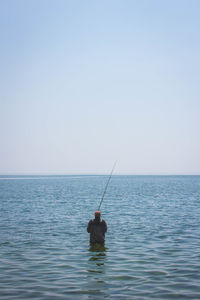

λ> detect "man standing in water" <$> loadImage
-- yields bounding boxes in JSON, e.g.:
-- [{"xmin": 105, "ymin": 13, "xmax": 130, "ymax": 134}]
[{"xmin": 87, "ymin": 211, "xmax": 107, "ymax": 244}]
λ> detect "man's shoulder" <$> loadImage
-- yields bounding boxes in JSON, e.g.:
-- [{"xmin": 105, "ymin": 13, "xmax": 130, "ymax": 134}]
[
  {"xmin": 101, "ymin": 219, "xmax": 107, "ymax": 225},
  {"xmin": 88, "ymin": 219, "xmax": 94, "ymax": 224}
]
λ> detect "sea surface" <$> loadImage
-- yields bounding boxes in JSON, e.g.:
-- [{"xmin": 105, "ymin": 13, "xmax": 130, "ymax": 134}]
[{"xmin": 0, "ymin": 175, "xmax": 200, "ymax": 299}]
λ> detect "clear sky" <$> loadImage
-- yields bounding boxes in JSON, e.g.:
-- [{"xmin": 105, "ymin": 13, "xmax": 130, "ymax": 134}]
[{"xmin": 0, "ymin": 0, "xmax": 199, "ymax": 175}]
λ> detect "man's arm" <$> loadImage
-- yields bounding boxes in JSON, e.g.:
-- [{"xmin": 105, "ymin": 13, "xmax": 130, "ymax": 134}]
[
  {"xmin": 102, "ymin": 220, "xmax": 107, "ymax": 233},
  {"xmin": 87, "ymin": 220, "xmax": 92, "ymax": 233}
]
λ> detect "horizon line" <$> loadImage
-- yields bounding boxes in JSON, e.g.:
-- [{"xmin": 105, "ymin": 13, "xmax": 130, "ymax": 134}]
[{"xmin": 0, "ymin": 173, "xmax": 200, "ymax": 176}]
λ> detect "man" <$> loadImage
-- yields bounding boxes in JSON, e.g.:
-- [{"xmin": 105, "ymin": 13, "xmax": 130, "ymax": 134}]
[{"xmin": 87, "ymin": 211, "xmax": 107, "ymax": 244}]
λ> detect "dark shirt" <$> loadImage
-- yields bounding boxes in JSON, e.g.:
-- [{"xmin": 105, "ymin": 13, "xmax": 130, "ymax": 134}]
[{"xmin": 87, "ymin": 218, "xmax": 107, "ymax": 243}]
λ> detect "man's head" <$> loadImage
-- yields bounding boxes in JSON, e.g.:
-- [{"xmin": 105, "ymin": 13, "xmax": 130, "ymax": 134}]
[{"xmin": 94, "ymin": 211, "xmax": 101, "ymax": 219}]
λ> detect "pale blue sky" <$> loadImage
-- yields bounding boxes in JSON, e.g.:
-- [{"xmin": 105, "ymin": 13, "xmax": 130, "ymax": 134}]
[{"xmin": 0, "ymin": 0, "xmax": 199, "ymax": 174}]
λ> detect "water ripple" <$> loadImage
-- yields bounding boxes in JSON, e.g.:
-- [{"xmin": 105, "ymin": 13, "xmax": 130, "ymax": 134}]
[{"xmin": 0, "ymin": 175, "xmax": 200, "ymax": 299}]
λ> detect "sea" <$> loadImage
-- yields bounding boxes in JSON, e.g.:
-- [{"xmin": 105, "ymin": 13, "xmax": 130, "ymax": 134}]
[{"xmin": 0, "ymin": 175, "xmax": 200, "ymax": 299}]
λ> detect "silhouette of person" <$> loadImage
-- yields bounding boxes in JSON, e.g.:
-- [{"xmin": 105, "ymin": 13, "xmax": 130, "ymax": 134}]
[{"xmin": 87, "ymin": 211, "xmax": 107, "ymax": 244}]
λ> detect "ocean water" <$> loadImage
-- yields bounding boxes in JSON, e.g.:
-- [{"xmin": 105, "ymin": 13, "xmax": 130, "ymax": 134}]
[{"xmin": 0, "ymin": 175, "xmax": 200, "ymax": 299}]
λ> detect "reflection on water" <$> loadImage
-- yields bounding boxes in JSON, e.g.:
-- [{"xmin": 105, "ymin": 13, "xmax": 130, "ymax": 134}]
[
  {"xmin": 88, "ymin": 243, "xmax": 107, "ymax": 270},
  {"xmin": 89, "ymin": 243, "xmax": 107, "ymax": 253},
  {"xmin": 86, "ymin": 243, "xmax": 108, "ymax": 298}
]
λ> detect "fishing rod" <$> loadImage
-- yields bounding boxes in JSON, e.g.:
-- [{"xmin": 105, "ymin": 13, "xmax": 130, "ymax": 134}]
[{"xmin": 98, "ymin": 161, "xmax": 117, "ymax": 211}]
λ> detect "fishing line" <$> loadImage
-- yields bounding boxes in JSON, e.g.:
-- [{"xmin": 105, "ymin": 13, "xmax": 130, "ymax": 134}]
[{"xmin": 98, "ymin": 161, "xmax": 117, "ymax": 211}]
